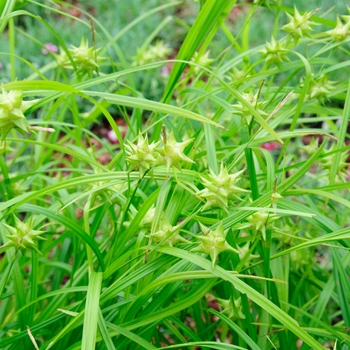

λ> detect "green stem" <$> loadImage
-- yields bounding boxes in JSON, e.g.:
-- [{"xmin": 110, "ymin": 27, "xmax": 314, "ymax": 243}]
[
  {"xmin": 84, "ymin": 195, "xmax": 94, "ymax": 271},
  {"xmin": 0, "ymin": 156, "xmax": 13, "ymax": 200},
  {"xmin": 241, "ymin": 126, "xmax": 259, "ymax": 200},
  {"xmin": 9, "ymin": 17, "xmax": 16, "ymax": 81},
  {"xmin": 0, "ymin": 250, "xmax": 20, "ymax": 299},
  {"xmin": 28, "ymin": 251, "xmax": 39, "ymax": 325}
]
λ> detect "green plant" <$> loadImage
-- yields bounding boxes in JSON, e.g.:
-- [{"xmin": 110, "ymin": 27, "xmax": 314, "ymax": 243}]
[{"xmin": 0, "ymin": 0, "xmax": 349, "ymax": 349}]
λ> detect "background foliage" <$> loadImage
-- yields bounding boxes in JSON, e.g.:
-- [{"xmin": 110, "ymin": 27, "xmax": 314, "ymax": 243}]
[{"xmin": 0, "ymin": 0, "xmax": 350, "ymax": 349}]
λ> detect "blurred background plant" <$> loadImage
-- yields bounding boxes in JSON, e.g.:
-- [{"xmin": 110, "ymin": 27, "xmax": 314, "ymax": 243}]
[{"xmin": 0, "ymin": 0, "xmax": 349, "ymax": 349}]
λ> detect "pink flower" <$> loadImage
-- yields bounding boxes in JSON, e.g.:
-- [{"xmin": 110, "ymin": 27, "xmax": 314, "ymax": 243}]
[
  {"xmin": 261, "ymin": 142, "xmax": 280, "ymax": 151},
  {"xmin": 160, "ymin": 66, "xmax": 170, "ymax": 77},
  {"xmin": 107, "ymin": 129, "xmax": 119, "ymax": 143},
  {"xmin": 41, "ymin": 43, "xmax": 58, "ymax": 55}
]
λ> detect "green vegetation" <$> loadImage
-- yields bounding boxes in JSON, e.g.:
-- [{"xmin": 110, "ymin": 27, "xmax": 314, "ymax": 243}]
[{"xmin": 0, "ymin": 0, "xmax": 350, "ymax": 349}]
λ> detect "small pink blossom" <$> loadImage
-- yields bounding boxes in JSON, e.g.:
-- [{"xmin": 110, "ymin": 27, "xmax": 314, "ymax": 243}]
[
  {"xmin": 261, "ymin": 142, "xmax": 280, "ymax": 151},
  {"xmin": 107, "ymin": 129, "xmax": 118, "ymax": 143},
  {"xmin": 160, "ymin": 66, "xmax": 170, "ymax": 77},
  {"xmin": 41, "ymin": 43, "xmax": 58, "ymax": 55}
]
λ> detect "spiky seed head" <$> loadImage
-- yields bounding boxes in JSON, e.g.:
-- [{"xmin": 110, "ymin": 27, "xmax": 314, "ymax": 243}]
[
  {"xmin": 306, "ymin": 74, "xmax": 336, "ymax": 101},
  {"xmin": 1, "ymin": 216, "xmax": 45, "ymax": 254},
  {"xmin": 325, "ymin": 15, "xmax": 350, "ymax": 41},
  {"xmin": 191, "ymin": 221, "xmax": 238, "ymax": 267},
  {"xmin": 156, "ymin": 131, "xmax": 194, "ymax": 172},
  {"xmin": 260, "ymin": 37, "xmax": 290, "ymax": 68},
  {"xmin": 191, "ymin": 51, "xmax": 214, "ymax": 74},
  {"xmin": 217, "ymin": 297, "xmax": 246, "ymax": 320},
  {"xmin": 125, "ymin": 132, "xmax": 160, "ymax": 176},
  {"xmin": 198, "ymin": 164, "xmax": 248, "ymax": 212},
  {"xmin": 232, "ymin": 90, "xmax": 267, "ymax": 125},
  {"xmin": 148, "ymin": 214, "xmax": 188, "ymax": 247},
  {"xmin": 0, "ymin": 89, "xmax": 39, "ymax": 140},
  {"xmin": 281, "ymin": 7, "xmax": 317, "ymax": 43},
  {"xmin": 246, "ymin": 210, "xmax": 279, "ymax": 240},
  {"xmin": 132, "ymin": 40, "xmax": 172, "ymax": 66}
]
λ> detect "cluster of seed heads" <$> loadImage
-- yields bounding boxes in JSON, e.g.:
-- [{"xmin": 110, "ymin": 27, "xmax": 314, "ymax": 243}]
[{"xmin": 125, "ymin": 131, "xmax": 194, "ymax": 176}]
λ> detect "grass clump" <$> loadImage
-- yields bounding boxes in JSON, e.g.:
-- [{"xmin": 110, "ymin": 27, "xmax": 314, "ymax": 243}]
[{"xmin": 0, "ymin": 1, "xmax": 350, "ymax": 349}]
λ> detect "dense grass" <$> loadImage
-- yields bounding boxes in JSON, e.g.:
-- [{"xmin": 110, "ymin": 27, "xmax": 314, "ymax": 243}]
[{"xmin": 0, "ymin": 0, "xmax": 350, "ymax": 349}]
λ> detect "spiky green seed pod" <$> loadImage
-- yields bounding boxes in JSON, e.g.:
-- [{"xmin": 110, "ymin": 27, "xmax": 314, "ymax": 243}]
[
  {"xmin": 132, "ymin": 40, "xmax": 172, "ymax": 66},
  {"xmin": 0, "ymin": 89, "xmax": 38, "ymax": 140},
  {"xmin": 148, "ymin": 214, "xmax": 188, "ymax": 247},
  {"xmin": 88, "ymin": 168, "xmax": 124, "ymax": 200},
  {"xmin": 151, "ymin": 41, "xmax": 172, "ymax": 60},
  {"xmin": 156, "ymin": 131, "xmax": 194, "ymax": 172},
  {"xmin": 57, "ymin": 38, "xmax": 106, "ymax": 76},
  {"xmin": 307, "ymin": 74, "xmax": 336, "ymax": 101},
  {"xmin": 300, "ymin": 138, "xmax": 320, "ymax": 156},
  {"xmin": 232, "ymin": 90, "xmax": 267, "ymax": 125},
  {"xmin": 140, "ymin": 206, "xmax": 156, "ymax": 229},
  {"xmin": 191, "ymin": 51, "xmax": 214, "ymax": 74},
  {"xmin": 11, "ymin": 175, "xmax": 29, "ymax": 196},
  {"xmin": 69, "ymin": 38, "xmax": 106, "ymax": 75},
  {"xmin": 55, "ymin": 49, "xmax": 70, "ymax": 67},
  {"xmin": 198, "ymin": 165, "xmax": 248, "ymax": 212},
  {"xmin": 245, "ymin": 210, "xmax": 279, "ymax": 240},
  {"xmin": 237, "ymin": 242, "xmax": 259, "ymax": 263},
  {"xmin": 217, "ymin": 297, "xmax": 246, "ymax": 320},
  {"xmin": 227, "ymin": 67, "xmax": 250, "ymax": 86},
  {"xmin": 271, "ymin": 192, "xmax": 283, "ymax": 205},
  {"xmin": 125, "ymin": 132, "xmax": 160, "ymax": 176},
  {"xmin": 271, "ymin": 190, "xmax": 283, "ymax": 212},
  {"xmin": 1, "ymin": 216, "xmax": 45, "ymax": 254},
  {"xmin": 320, "ymin": 143, "xmax": 348, "ymax": 178},
  {"xmin": 192, "ymin": 222, "xmax": 238, "ymax": 268},
  {"xmin": 325, "ymin": 15, "xmax": 350, "ymax": 41},
  {"xmin": 290, "ymin": 248, "xmax": 311, "ymax": 272},
  {"xmin": 281, "ymin": 7, "xmax": 317, "ymax": 44},
  {"xmin": 260, "ymin": 37, "xmax": 290, "ymax": 68}
]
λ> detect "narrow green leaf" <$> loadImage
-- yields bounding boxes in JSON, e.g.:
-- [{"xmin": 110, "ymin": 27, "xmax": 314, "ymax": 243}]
[
  {"xmin": 0, "ymin": 1, "xmax": 18, "ymax": 33},
  {"xmin": 119, "ymin": 280, "xmax": 215, "ymax": 330},
  {"xmin": 82, "ymin": 271, "xmax": 103, "ymax": 350},
  {"xmin": 98, "ymin": 308, "xmax": 116, "ymax": 350},
  {"xmin": 222, "ymin": 139, "xmax": 326, "ymax": 229},
  {"xmin": 158, "ymin": 246, "xmax": 324, "ymax": 350},
  {"xmin": 285, "ymin": 189, "xmax": 350, "ymax": 210},
  {"xmin": 271, "ymin": 227, "xmax": 350, "ymax": 260},
  {"xmin": 106, "ymin": 324, "xmax": 157, "ymax": 350},
  {"xmin": 158, "ymin": 341, "xmax": 255, "ymax": 349},
  {"xmin": 19, "ymin": 204, "xmax": 106, "ymax": 271},
  {"xmin": 330, "ymin": 77, "xmax": 350, "ymax": 183},
  {"xmin": 162, "ymin": 0, "xmax": 237, "ymax": 104},
  {"xmin": 151, "ymin": 180, "xmax": 172, "ymax": 234},
  {"xmin": 83, "ymin": 91, "xmax": 223, "ymax": 128},
  {"xmin": 204, "ymin": 123, "xmax": 218, "ymax": 174},
  {"xmin": 209, "ymin": 309, "xmax": 260, "ymax": 350},
  {"xmin": 332, "ymin": 249, "xmax": 350, "ymax": 326},
  {"xmin": 0, "ymin": 250, "xmax": 20, "ymax": 299}
]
